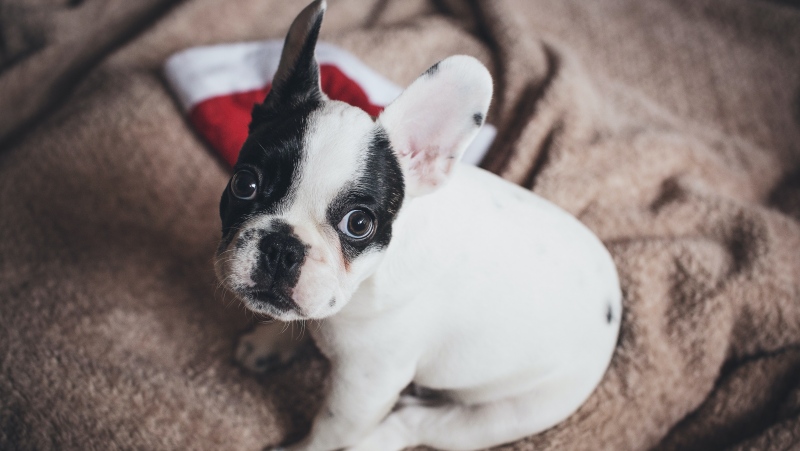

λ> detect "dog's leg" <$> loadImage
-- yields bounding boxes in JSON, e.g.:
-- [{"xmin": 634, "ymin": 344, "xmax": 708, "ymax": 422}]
[
  {"xmin": 235, "ymin": 322, "xmax": 310, "ymax": 373},
  {"xmin": 347, "ymin": 389, "xmax": 572, "ymax": 451},
  {"xmin": 277, "ymin": 357, "xmax": 414, "ymax": 451}
]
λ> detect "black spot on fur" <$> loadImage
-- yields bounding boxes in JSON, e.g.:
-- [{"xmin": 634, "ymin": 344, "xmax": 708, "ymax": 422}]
[
  {"xmin": 473, "ymin": 112, "xmax": 484, "ymax": 126},
  {"xmin": 425, "ymin": 62, "xmax": 440, "ymax": 76},
  {"xmin": 326, "ymin": 126, "xmax": 405, "ymax": 263},
  {"xmin": 329, "ymin": 298, "xmax": 336, "ymax": 307},
  {"xmin": 606, "ymin": 302, "xmax": 614, "ymax": 324}
]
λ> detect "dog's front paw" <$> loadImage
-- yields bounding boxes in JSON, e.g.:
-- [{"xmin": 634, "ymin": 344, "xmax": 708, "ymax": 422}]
[
  {"xmin": 235, "ymin": 322, "xmax": 307, "ymax": 373},
  {"xmin": 236, "ymin": 336, "xmax": 282, "ymax": 373}
]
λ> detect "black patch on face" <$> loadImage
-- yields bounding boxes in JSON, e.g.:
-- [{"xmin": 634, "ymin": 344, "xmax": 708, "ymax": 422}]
[
  {"xmin": 219, "ymin": 0, "xmax": 325, "ymax": 245},
  {"xmin": 270, "ymin": 218, "xmax": 294, "ymax": 236},
  {"xmin": 425, "ymin": 61, "xmax": 440, "ymax": 76},
  {"xmin": 326, "ymin": 126, "xmax": 405, "ymax": 263},
  {"xmin": 235, "ymin": 229, "xmax": 259, "ymax": 251},
  {"xmin": 473, "ymin": 112, "xmax": 484, "ymax": 126},
  {"xmin": 218, "ymin": 100, "xmax": 321, "ymax": 244}
]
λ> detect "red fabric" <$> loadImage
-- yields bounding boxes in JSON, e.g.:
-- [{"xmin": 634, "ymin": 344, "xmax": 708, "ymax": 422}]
[{"xmin": 189, "ymin": 64, "xmax": 385, "ymax": 167}]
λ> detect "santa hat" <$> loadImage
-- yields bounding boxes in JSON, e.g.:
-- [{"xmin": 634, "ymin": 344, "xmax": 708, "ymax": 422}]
[{"xmin": 164, "ymin": 41, "xmax": 495, "ymax": 168}]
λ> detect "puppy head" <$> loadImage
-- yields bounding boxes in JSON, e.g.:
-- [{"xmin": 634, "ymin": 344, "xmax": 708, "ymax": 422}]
[{"xmin": 215, "ymin": 0, "xmax": 492, "ymax": 320}]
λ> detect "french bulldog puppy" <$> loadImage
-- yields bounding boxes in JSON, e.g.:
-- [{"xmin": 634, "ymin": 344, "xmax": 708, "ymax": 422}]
[{"xmin": 214, "ymin": 1, "xmax": 622, "ymax": 450}]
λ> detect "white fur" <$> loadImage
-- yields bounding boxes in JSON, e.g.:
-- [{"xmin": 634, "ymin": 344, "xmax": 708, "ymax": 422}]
[
  {"xmin": 222, "ymin": 55, "xmax": 621, "ymax": 451},
  {"xmin": 271, "ymin": 163, "xmax": 621, "ymax": 451}
]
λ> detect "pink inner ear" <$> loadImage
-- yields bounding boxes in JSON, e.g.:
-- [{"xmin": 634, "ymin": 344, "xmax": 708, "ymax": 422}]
[
  {"xmin": 406, "ymin": 140, "xmax": 457, "ymax": 191},
  {"xmin": 379, "ymin": 56, "xmax": 492, "ymax": 194},
  {"xmin": 399, "ymin": 121, "xmax": 464, "ymax": 192}
]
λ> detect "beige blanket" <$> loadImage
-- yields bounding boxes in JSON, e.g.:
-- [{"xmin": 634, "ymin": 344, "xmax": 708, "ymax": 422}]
[{"xmin": 2, "ymin": 0, "xmax": 799, "ymax": 449}]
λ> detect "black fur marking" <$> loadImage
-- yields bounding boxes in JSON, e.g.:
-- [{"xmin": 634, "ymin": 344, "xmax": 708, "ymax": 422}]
[
  {"xmin": 217, "ymin": 2, "xmax": 327, "ymax": 319},
  {"xmin": 270, "ymin": 219, "xmax": 294, "ymax": 236},
  {"xmin": 220, "ymin": 1, "xmax": 325, "ymax": 243},
  {"xmin": 219, "ymin": 101, "xmax": 320, "ymax": 242},
  {"xmin": 425, "ymin": 62, "xmax": 440, "ymax": 76},
  {"xmin": 329, "ymin": 298, "xmax": 336, "ymax": 307},
  {"xmin": 235, "ymin": 229, "xmax": 259, "ymax": 251},
  {"xmin": 606, "ymin": 302, "xmax": 614, "ymax": 324},
  {"xmin": 473, "ymin": 112, "xmax": 484, "ymax": 126},
  {"xmin": 250, "ymin": 293, "xmax": 303, "ymax": 316},
  {"xmin": 326, "ymin": 126, "xmax": 405, "ymax": 264}
]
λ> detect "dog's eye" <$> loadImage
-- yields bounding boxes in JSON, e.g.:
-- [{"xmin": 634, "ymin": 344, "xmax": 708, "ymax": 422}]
[
  {"xmin": 230, "ymin": 170, "xmax": 258, "ymax": 200},
  {"xmin": 338, "ymin": 210, "xmax": 375, "ymax": 239}
]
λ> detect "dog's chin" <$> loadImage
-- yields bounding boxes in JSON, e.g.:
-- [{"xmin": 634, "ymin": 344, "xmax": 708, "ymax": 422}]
[{"xmin": 239, "ymin": 290, "xmax": 306, "ymax": 321}]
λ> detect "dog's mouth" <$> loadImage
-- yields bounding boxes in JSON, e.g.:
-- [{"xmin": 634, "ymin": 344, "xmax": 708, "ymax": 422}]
[{"xmin": 241, "ymin": 288, "xmax": 303, "ymax": 317}]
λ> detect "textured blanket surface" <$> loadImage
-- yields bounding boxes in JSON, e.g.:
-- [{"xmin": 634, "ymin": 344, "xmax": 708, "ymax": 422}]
[{"xmin": 1, "ymin": 0, "xmax": 800, "ymax": 450}]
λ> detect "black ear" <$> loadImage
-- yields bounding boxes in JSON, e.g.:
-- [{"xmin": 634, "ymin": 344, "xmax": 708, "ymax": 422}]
[{"xmin": 251, "ymin": 0, "xmax": 326, "ymax": 129}]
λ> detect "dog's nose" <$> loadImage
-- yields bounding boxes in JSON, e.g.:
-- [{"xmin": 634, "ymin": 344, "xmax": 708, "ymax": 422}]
[{"xmin": 259, "ymin": 232, "xmax": 305, "ymax": 277}]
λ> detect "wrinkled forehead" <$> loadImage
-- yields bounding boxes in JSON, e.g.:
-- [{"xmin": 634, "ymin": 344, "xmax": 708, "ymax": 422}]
[{"xmin": 287, "ymin": 101, "xmax": 376, "ymax": 219}]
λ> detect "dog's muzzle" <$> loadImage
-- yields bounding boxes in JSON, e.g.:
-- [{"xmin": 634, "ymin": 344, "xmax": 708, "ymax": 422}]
[{"xmin": 245, "ymin": 231, "xmax": 307, "ymax": 313}]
